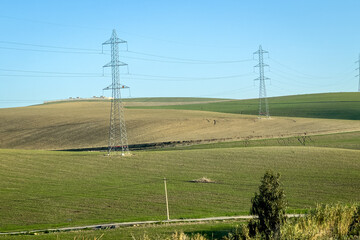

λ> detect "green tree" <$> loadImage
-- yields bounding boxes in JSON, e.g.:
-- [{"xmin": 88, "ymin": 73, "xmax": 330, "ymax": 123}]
[{"xmin": 250, "ymin": 170, "xmax": 287, "ymax": 240}]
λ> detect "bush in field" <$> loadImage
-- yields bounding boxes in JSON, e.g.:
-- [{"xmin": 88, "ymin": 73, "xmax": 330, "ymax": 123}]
[
  {"xmin": 249, "ymin": 171, "xmax": 287, "ymax": 240},
  {"xmin": 135, "ymin": 231, "xmax": 208, "ymax": 240},
  {"xmin": 349, "ymin": 204, "xmax": 360, "ymax": 236},
  {"xmin": 281, "ymin": 203, "xmax": 360, "ymax": 240},
  {"xmin": 223, "ymin": 203, "xmax": 360, "ymax": 240}
]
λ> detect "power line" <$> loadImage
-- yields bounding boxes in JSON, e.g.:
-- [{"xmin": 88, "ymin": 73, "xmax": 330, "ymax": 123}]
[
  {"xmin": 123, "ymin": 50, "xmax": 254, "ymax": 64},
  {"xmin": 199, "ymin": 86, "xmax": 255, "ymax": 98},
  {"xmin": 270, "ymin": 76, "xmax": 319, "ymax": 89},
  {"xmin": 269, "ymin": 71, "xmax": 324, "ymax": 87},
  {"xmin": 0, "ymin": 15, "xmax": 247, "ymax": 50},
  {"xmin": 0, "ymin": 14, "xmax": 109, "ymax": 31},
  {"xmin": 269, "ymin": 68, "xmax": 356, "ymax": 88},
  {"xmin": 0, "ymin": 46, "xmax": 103, "ymax": 54},
  {"xmin": 0, "ymin": 46, "xmax": 253, "ymax": 64},
  {"xmin": 123, "ymin": 76, "xmax": 243, "ymax": 82},
  {"xmin": 269, "ymin": 57, "xmax": 355, "ymax": 79},
  {"xmin": 124, "ymin": 73, "xmax": 255, "ymax": 81},
  {"xmin": 269, "ymin": 57, "xmax": 327, "ymax": 78},
  {"xmin": 0, "ymin": 44, "xmax": 254, "ymax": 64},
  {"xmin": 0, "ymin": 74, "xmax": 104, "ymax": 78},
  {"xmin": 122, "ymin": 55, "xmax": 253, "ymax": 64},
  {"xmin": 0, "ymin": 66, "xmax": 254, "ymax": 81},
  {"xmin": 0, "ymin": 68, "xmax": 101, "ymax": 75},
  {"xmin": 0, "ymin": 40, "xmax": 254, "ymax": 64},
  {"xmin": 0, "ymin": 40, "xmax": 104, "ymax": 52}
]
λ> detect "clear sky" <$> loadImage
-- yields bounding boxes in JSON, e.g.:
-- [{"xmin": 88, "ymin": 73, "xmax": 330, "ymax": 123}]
[{"xmin": 0, "ymin": 0, "xmax": 359, "ymax": 108}]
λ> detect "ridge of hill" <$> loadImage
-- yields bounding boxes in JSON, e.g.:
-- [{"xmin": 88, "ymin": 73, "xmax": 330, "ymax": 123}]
[
  {"xmin": 43, "ymin": 97, "xmax": 230, "ymax": 107},
  {"xmin": 128, "ymin": 92, "xmax": 360, "ymax": 120}
]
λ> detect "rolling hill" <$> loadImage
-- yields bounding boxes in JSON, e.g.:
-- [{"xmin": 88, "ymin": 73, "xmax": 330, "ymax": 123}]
[
  {"xmin": 1, "ymin": 96, "xmax": 360, "ymax": 150},
  {"xmin": 128, "ymin": 92, "xmax": 360, "ymax": 120}
]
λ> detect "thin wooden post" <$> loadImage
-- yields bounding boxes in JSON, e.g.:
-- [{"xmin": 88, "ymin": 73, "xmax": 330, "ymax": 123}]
[{"xmin": 164, "ymin": 177, "xmax": 170, "ymax": 220}]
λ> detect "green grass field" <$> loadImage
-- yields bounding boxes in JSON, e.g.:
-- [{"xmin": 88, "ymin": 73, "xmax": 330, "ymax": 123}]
[
  {"xmin": 128, "ymin": 92, "xmax": 360, "ymax": 120},
  {"xmin": 1, "ymin": 146, "xmax": 359, "ymax": 232}
]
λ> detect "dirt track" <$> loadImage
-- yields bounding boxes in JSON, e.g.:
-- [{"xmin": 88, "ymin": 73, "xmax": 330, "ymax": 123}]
[{"xmin": 0, "ymin": 214, "xmax": 304, "ymax": 235}]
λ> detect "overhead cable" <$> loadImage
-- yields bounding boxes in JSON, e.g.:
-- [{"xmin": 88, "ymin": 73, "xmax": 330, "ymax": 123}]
[{"xmin": 0, "ymin": 68, "xmax": 101, "ymax": 75}]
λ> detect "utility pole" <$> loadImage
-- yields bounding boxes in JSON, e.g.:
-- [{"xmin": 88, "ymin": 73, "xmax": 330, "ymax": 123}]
[
  {"xmin": 254, "ymin": 45, "xmax": 270, "ymax": 118},
  {"xmin": 164, "ymin": 177, "xmax": 170, "ymax": 221},
  {"xmin": 356, "ymin": 53, "xmax": 360, "ymax": 92},
  {"xmin": 103, "ymin": 29, "xmax": 130, "ymax": 155}
]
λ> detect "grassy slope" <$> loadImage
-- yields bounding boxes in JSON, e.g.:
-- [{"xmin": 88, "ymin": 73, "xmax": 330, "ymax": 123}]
[
  {"xmin": 1, "ymin": 147, "xmax": 359, "ymax": 232},
  {"xmin": 1, "ymin": 101, "xmax": 360, "ymax": 150},
  {"xmin": 128, "ymin": 92, "xmax": 360, "ymax": 120}
]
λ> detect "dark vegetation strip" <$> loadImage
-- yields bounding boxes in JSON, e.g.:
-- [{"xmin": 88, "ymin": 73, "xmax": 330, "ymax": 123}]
[
  {"xmin": 167, "ymin": 131, "xmax": 360, "ymax": 151},
  {"xmin": 58, "ymin": 138, "xmax": 235, "ymax": 152},
  {"xmin": 59, "ymin": 131, "xmax": 360, "ymax": 152}
]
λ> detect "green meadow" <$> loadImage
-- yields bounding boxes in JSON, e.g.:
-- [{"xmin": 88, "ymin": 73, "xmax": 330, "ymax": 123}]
[
  {"xmin": 1, "ymin": 146, "xmax": 359, "ymax": 232},
  {"xmin": 128, "ymin": 92, "xmax": 360, "ymax": 120}
]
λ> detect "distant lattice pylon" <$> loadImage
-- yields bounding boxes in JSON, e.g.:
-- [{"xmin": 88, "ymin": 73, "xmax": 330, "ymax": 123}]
[
  {"xmin": 254, "ymin": 45, "xmax": 270, "ymax": 118},
  {"xmin": 102, "ymin": 29, "xmax": 130, "ymax": 155}
]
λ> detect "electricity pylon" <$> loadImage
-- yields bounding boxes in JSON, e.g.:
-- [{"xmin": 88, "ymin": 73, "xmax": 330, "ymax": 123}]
[
  {"xmin": 254, "ymin": 45, "xmax": 270, "ymax": 118},
  {"xmin": 103, "ymin": 29, "xmax": 129, "ymax": 155},
  {"xmin": 356, "ymin": 53, "xmax": 360, "ymax": 92}
]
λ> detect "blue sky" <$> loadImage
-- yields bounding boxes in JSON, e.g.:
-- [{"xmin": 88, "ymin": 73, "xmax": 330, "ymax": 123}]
[{"xmin": 0, "ymin": 0, "xmax": 359, "ymax": 108}]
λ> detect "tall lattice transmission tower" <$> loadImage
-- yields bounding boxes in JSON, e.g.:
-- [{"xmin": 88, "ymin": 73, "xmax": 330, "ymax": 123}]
[
  {"xmin": 254, "ymin": 45, "xmax": 270, "ymax": 118},
  {"xmin": 356, "ymin": 53, "xmax": 360, "ymax": 92},
  {"xmin": 103, "ymin": 29, "xmax": 130, "ymax": 155}
]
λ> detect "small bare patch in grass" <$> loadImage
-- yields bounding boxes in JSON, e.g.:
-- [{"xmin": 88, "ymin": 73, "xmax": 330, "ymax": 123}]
[{"xmin": 190, "ymin": 177, "xmax": 216, "ymax": 183}]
